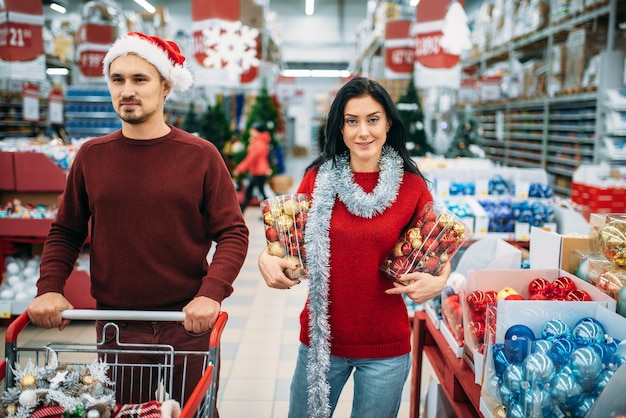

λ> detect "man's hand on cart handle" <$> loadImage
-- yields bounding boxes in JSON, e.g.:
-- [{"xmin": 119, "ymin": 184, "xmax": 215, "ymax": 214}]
[
  {"xmin": 27, "ymin": 292, "xmax": 74, "ymax": 330},
  {"xmin": 182, "ymin": 296, "xmax": 221, "ymax": 334}
]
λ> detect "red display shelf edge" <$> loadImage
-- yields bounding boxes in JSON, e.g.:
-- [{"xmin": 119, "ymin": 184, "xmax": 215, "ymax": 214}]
[
  {"xmin": 13, "ymin": 152, "xmax": 67, "ymax": 192},
  {"xmin": 0, "ymin": 218, "xmax": 53, "ymax": 238},
  {"xmin": 410, "ymin": 311, "xmax": 483, "ymax": 418},
  {"xmin": 0, "ymin": 152, "xmax": 16, "ymax": 190}
]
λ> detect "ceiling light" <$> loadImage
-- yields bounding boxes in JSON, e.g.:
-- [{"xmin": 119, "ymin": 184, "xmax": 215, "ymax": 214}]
[
  {"xmin": 47, "ymin": 68, "xmax": 69, "ymax": 76},
  {"xmin": 134, "ymin": 0, "xmax": 156, "ymax": 14},
  {"xmin": 281, "ymin": 69, "xmax": 350, "ymax": 78},
  {"xmin": 305, "ymin": 0, "xmax": 314, "ymax": 16},
  {"xmin": 50, "ymin": 2, "xmax": 67, "ymax": 13}
]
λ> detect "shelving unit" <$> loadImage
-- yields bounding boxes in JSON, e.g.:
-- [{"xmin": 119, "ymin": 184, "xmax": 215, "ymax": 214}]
[
  {"xmin": 0, "ymin": 151, "xmax": 95, "ymax": 314},
  {"xmin": 64, "ymin": 86, "xmax": 121, "ymax": 140},
  {"xmin": 0, "ymin": 92, "xmax": 49, "ymax": 139},
  {"xmin": 463, "ymin": 0, "xmax": 625, "ymax": 197}
]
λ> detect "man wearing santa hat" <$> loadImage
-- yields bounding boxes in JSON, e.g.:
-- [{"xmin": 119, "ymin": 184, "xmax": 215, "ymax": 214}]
[{"xmin": 27, "ymin": 32, "xmax": 249, "ymax": 417}]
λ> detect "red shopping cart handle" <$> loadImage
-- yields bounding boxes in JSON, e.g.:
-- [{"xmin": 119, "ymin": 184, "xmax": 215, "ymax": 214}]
[{"xmin": 7, "ymin": 310, "xmax": 228, "ymax": 349}]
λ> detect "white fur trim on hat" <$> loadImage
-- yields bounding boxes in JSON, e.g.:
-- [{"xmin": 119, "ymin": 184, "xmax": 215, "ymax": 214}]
[{"xmin": 102, "ymin": 33, "xmax": 193, "ymax": 91}]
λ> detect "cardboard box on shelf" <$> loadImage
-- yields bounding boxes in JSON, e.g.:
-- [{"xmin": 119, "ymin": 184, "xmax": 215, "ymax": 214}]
[{"xmin": 529, "ymin": 226, "xmax": 591, "ymax": 274}]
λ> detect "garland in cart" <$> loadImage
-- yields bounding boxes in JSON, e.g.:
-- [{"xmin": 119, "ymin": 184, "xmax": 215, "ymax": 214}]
[{"xmin": 0, "ymin": 349, "xmax": 181, "ymax": 418}]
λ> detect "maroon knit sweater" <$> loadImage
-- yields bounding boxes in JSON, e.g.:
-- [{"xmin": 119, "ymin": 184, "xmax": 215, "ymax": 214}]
[
  {"xmin": 37, "ymin": 127, "xmax": 249, "ymax": 310},
  {"xmin": 297, "ymin": 168, "xmax": 433, "ymax": 358}
]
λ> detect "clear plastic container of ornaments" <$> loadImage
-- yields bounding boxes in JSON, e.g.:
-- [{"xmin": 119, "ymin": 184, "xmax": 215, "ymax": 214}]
[
  {"xmin": 379, "ymin": 202, "xmax": 471, "ymax": 285},
  {"xmin": 589, "ymin": 213, "xmax": 626, "ymax": 267},
  {"xmin": 260, "ymin": 194, "xmax": 310, "ymax": 280}
]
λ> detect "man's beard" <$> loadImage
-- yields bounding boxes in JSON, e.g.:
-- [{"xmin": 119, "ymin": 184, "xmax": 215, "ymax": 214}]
[{"xmin": 118, "ymin": 105, "xmax": 155, "ymax": 125}]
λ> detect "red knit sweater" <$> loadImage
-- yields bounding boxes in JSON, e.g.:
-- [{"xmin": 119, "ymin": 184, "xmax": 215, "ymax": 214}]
[
  {"xmin": 297, "ymin": 168, "xmax": 433, "ymax": 358},
  {"xmin": 37, "ymin": 127, "xmax": 249, "ymax": 310}
]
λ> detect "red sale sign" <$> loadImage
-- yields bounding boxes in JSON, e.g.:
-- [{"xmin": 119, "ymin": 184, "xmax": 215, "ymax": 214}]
[
  {"xmin": 191, "ymin": 0, "xmax": 259, "ymax": 85},
  {"xmin": 0, "ymin": 0, "xmax": 44, "ymax": 62},
  {"xmin": 76, "ymin": 23, "xmax": 115, "ymax": 78},
  {"xmin": 413, "ymin": 0, "xmax": 463, "ymax": 89},
  {"xmin": 384, "ymin": 20, "xmax": 414, "ymax": 79}
]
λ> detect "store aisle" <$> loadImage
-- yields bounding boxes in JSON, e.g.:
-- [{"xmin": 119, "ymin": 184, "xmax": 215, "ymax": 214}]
[{"xmin": 0, "ymin": 156, "xmax": 434, "ymax": 418}]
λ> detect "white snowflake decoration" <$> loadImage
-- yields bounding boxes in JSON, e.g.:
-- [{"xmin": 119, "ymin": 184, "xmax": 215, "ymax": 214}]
[{"xmin": 200, "ymin": 20, "xmax": 260, "ymax": 75}]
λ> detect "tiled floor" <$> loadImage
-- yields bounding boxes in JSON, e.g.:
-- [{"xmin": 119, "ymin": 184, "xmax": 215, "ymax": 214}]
[{"xmin": 0, "ymin": 155, "xmax": 435, "ymax": 417}]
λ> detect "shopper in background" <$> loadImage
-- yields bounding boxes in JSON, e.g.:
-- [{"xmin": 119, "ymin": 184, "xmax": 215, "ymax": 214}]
[
  {"xmin": 27, "ymin": 32, "xmax": 249, "ymax": 415},
  {"xmin": 233, "ymin": 121, "xmax": 272, "ymax": 213},
  {"xmin": 258, "ymin": 77, "xmax": 450, "ymax": 418}
]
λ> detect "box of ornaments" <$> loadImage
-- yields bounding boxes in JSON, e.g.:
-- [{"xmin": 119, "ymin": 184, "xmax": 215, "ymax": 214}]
[
  {"xmin": 379, "ymin": 202, "xmax": 471, "ymax": 285},
  {"xmin": 260, "ymin": 194, "xmax": 310, "ymax": 280},
  {"xmin": 460, "ymin": 269, "xmax": 616, "ymax": 385},
  {"xmin": 479, "ymin": 302, "xmax": 626, "ymax": 418}
]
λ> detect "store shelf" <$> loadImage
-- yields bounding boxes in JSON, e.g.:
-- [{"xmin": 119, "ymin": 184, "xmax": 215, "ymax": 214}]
[{"xmin": 464, "ymin": 0, "xmax": 625, "ymax": 197}]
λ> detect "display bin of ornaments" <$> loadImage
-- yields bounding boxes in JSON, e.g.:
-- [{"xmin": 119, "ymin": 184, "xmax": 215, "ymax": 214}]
[
  {"xmin": 479, "ymin": 302, "xmax": 626, "ymax": 418},
  {"xmin": 476, "ymin": 197, "xmax": 557, "ymax": 241},
  {"xmin": 1, "ymin": 256, "xmax": 96, "ymax": 316},
  {"xmin": 460, "ymin": 269, "xmax": 617, "ymax": 385}
]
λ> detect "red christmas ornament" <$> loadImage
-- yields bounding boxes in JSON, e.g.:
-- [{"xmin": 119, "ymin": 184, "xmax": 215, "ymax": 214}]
[
  {"xmin": 466, "ymin": 290, "xmax": 486, "ymax": 312},
  {"xmin": 551, "ymin": 276, "xmax": 577, "ymax": 299},
  {"xmin": 265, "ymin": 227, "xmax": 278, "ymax": 242},
  {"xmin": 566, "ymin": 289, "xmax": 592, "ymax": 301},
  {"xmin": 485, "ymin": 290, "xmax": 498, "ymax": 303},
  {"xmin": 468, "ymin": 320, "xmax": 485, "ymax": 344},
  {"xmin": 528, "ymin": 277, "xmax": 553, "ymax": 298}
]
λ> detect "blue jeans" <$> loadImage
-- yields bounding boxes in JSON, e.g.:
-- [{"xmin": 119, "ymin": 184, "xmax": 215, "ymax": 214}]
[{"xmin": 288, "ymin": 344, "xmax": 411, "ymax": 418}]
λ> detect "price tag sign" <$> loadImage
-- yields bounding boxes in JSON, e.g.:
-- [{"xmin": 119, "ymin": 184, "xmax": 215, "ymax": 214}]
[
  {"xmin": 22, "ymin": 82, "xmax": 39, "ymax": 121},
  {"xmin": 48, "ymin": 88, "xmax": 64, "ymax": 125},
  {"xmin": 0, "ymin": 2, "xmax": 44, "ymax": 62}
]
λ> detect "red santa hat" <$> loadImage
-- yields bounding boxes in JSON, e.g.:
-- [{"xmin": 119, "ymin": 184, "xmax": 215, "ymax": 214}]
[{"xmin": 103, "ymin": 31, "xmax": 193, "ymax": 91}]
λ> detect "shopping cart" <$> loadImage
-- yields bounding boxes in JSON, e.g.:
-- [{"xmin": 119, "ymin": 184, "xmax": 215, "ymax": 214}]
[{"xmin": 1, "ymin": 309, "xmax": 227, "ymax": 418}]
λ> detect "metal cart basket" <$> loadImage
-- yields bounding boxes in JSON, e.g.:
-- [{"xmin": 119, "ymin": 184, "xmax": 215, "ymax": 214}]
[{"xmin": 0, "ymin": 309, "xmax": 227, "ymax": 418}]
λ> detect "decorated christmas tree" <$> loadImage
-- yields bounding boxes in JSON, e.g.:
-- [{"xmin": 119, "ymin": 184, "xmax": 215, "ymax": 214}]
[
  {"xmin": 397, "ymin": 79, "xmax": 433, "ymax": 156},
  {"xmin": 445, "ymin": 105, "xmax": 484, "ymax": 158},
  {"xmin": 199, "ymin": 99, "xmax": 232, "ymax": 160},
  {"xmin": 234, "ymin": 79, "xmax": 286, "ymax": 175}
]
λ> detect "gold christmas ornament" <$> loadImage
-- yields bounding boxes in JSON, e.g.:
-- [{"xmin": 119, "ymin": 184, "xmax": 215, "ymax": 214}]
[{"xmin": 20, "ymin": 374, "xmax": 36, "ymax": 389}]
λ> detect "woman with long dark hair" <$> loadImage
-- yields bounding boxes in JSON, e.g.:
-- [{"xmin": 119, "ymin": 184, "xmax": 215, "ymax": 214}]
[{"xmin": 258, "ymin": 77, "xmax": 449, "ymax": 418}]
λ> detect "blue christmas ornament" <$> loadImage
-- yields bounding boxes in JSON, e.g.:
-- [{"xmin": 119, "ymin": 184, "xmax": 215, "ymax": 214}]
[
  {"xmin": 549, "ymin": 337, "xmax": 577, "ymax": 367},
  {"xmin": 550, "ymin": 372, "xmax": 583, "ymax": 405},
  {"xmin": 505, "ymin": 401, "xmax": 525, "ymax": 418},
  {"xmin": 522, "ymin": 386, "xmax": 553, "ymax": 417},
  {"xmin": 569, "ymin": 394, "xmax": 596, "ymax": 418},
  {"xmin": 572, "ymin": 320, "xmax": 605, "ymax": 346},
  {"xmin": 614, "ymin": 339, "xmax": 626, "ymax": 365},
  {"xmin": 492, "ymin": 343, "xmax": 511, "ymax": 377},
  {"xmin": 534, "ymin": 339, "xmax": 553, "ymax": 355},
  {"xmin": 503, "ymin": 364, "xmax": 525, "ymax": 392},
  {"xmin": 570, "ymin": 347, "xmax": 602, "ymax": 382},
  {"xmin": 541, "ymin": 319, "xmax": 571, "ymax": 341},
  {"xmin": 523, "ymin": 352, "xmax": 555, "ymax": 384},
  {"xmin": 498, "ymin": 382, "xmax": 516, "ymax": 406},
  {"xmin": 505, "ymin": 325, "xmax": 536, "ymax": 363},
  {"xmin": 594, "ymin": 368, "xmax": 615, "ymax": 394}
]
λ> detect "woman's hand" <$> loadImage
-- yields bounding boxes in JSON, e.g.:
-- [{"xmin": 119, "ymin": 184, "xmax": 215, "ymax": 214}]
[
  {"xmin": 258, "ymin": 248, "xmax": 302, "ymax": 290},
  {"xmin": 385, "ymin": 262, "xmax": 451, "ymax": 304}
]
